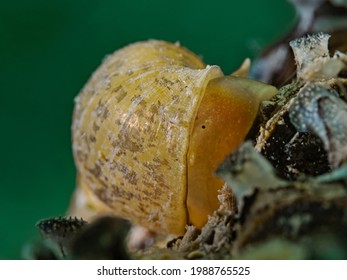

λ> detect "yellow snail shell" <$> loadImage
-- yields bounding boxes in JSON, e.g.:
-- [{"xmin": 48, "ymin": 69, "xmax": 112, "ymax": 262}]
[{"xmin": 69, "ymin": 40, "xmax": 277, "ymax": 235}]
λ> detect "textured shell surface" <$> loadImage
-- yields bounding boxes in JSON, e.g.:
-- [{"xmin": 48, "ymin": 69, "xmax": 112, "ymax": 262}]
[{"xmin": 72, "ymin": 40, "xmax": 223, "ymax": 234}]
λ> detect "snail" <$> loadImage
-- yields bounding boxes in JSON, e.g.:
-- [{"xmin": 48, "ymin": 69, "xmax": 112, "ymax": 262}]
[{"xmin": 69, "ymin": 40, "xmax": 277, "ymax": 235}]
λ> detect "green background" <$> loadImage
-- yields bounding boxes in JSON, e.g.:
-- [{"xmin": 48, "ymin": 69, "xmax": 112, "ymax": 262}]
[{"xmin": 0, "ymin": 0, "xmax": 294, "ymax": 259}]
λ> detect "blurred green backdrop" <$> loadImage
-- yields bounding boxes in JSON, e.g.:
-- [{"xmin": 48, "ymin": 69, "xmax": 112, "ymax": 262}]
[{"xmin": 0, "ymin": 0, "xmax": 295, "ymax": 259}]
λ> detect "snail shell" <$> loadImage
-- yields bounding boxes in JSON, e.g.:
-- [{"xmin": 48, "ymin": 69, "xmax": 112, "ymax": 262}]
[{"xmin": 69, "ymin": 40, "xmax": 277, "ymax": 235}]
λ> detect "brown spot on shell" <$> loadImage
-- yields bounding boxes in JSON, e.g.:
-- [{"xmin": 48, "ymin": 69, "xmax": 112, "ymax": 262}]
[
  {"xmin": 89, "ymin": 135, "xmax": 96, "ymax": 143},
  {"xmin": 153, "ymin": 157, "xmax": 171, "ymax": 169},
  {"xmin": 88, "ymin": 164, "xmax": 101, "ymax": 178},
  {"xmin": 95, "ymin": 101, "xmax": 110, "ymax": 122},
  {"xmin": 114, "ymin": 85, "xmax": 128, "ymax": 103},
  {"xmin": 110, "ymin": 184, "xmax": 141, "ymax": 201},
  {"xmin": 76, "ymin": 150, "xmax": 87, "ymax": 162},
  {"xmin": 118, "ymin": 133, "xmax": 143, "ymax": 153},
  {"xmin": 93, "ymin": 122, "xmax": 100, "ymax": 132},
  {"xmin": 124, "ymin": 170, "xmax": 138, "ymax": 185},
  {"xmin": 108, "ymin": 161, "xmax": 139, "ymax": 186}
]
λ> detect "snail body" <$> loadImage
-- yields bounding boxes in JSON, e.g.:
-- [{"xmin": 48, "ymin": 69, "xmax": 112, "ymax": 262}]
[{"xmin": 70, "ymin": 40, "xmax": 277, "ymax": 235}]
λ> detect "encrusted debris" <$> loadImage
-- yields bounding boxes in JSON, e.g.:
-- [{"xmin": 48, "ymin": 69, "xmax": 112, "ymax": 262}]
[{"xmin": 255, "ymin": 33, "xmax": 347, "ymax": 180}]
